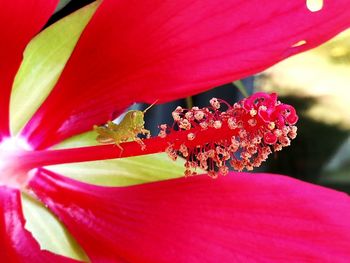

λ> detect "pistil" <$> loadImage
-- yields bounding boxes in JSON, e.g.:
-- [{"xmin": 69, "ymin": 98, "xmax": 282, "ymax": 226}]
[{"xmin": 1, "ymin": 92, "xmax": 298, "ymax": 183}]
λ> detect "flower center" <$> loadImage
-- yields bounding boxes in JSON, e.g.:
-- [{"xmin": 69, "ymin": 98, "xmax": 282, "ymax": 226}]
[{"xmin": 0, "ymin": 137, "xmax": 33, "ymax": 188}]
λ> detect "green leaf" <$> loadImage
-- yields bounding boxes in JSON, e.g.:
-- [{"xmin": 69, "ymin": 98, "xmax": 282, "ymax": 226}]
[
  {"xmin": 10, "ymin": 1, "xmax": 100, "ymax": 134},
  {"xmin": 47, "ymin": 153, "xmax": 186, "ymax": 186},
  {"xmin": 21, "ymin": 193, "xmax": 89, "ymax": 262},
  {"xmin": 51, "ymin": 131, "xmax": 187, "ymax": 186},
  {"xmin": 53, "ymin": 130, "xmax": 97, "ymax": 149}
]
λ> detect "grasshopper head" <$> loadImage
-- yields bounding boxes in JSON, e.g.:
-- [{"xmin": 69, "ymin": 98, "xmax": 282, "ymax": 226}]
[{"xmin": 130, "ymin": 110, "xmax": 145, "ymax": 127}]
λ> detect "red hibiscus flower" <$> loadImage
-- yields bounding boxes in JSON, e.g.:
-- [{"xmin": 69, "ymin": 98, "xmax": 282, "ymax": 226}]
[{"xmin": 1, "ymin": 0, "xmax": 350, "ymax": 262}]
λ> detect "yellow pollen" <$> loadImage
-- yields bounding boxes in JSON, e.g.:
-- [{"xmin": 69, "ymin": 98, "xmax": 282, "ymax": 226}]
[
  {"xmin": 268, "ymin": 122, "xmax": 275, "ymax": 130},
  {"xmin": 249, "ymin": 109, "xmax": 257, "ymax": 117},
  {"xmin": 259, "ymin": 105, "xmax": 267, "ymax": 111}
]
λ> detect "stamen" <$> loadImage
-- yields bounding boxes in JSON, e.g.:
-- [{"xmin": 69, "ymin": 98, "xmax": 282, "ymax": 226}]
[
  {"xmin": 213, "ymin": 120, "xmax": 222, "ymax": 129},
  {"xmin": 187, "ymin": 133, "xmax": 196, "ymax": 141},
  {"xmin": 210, "ymin": 98, "xmax": 221, "ymax": 109},
  {"xmin": 159, "ymin": 92, "xmax": 298, "ymax": 178}
]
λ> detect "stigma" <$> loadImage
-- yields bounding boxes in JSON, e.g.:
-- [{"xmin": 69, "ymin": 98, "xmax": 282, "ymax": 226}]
[{"xmin": 159, "ymin": 92, "xmax": 298, "ymax": 178}]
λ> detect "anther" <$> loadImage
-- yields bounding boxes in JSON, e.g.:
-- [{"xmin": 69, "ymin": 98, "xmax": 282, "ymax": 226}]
[
  {"xmin": 213, "ymin": 120, "xmax": 222, "ymax": 129},
  {"xmin": 250, "ymin": 109, "xmax": 257, "ymax": 117},
  {"xmin": 187, "ymin": 133, "xmax": 195, "ymax": 141},
  {"xmin": 268, "ymin": 122, "xmax": 275, "ymax": 130},
  {"xmin": 210, "ymin": 98, "xmax": 221, "ymax": 109}
]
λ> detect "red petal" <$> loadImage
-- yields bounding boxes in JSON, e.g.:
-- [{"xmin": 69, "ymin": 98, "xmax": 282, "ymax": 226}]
[
  {"xmin": 0, "ymin": 187, "xmax": 80, "ymax": 262},
  {"xmin": 0, "ymin": 0, "xmax": 58, "ymax": 139},
  {"xmin": 29, "ymin": 169, "xmax": 350, "ymax": 262},
  {"xmin": 22, "ymin": 0, "xmax": 350, "ymax": 149}
]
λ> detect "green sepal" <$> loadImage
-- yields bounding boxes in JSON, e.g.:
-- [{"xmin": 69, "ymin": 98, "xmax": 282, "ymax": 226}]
[
  {"xmin": 10, "ymin": 1, "xmax": 100, "ymax": 134},
  {"xmin": 22, "ymin": 193, "xmax": 90, "ymax": 262}
]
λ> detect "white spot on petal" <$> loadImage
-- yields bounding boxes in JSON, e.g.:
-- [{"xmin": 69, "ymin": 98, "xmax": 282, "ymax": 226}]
[
  {"xmin": 292, "ymin": 40, "xmax": 307, "ymax": 48},
  {"xmin": 306, "ymin": 0, "xmax": 323, "ymax": 12}
]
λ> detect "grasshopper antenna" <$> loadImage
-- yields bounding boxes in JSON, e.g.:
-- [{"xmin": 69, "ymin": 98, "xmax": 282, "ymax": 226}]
[{"xmin": 143, "ymin": 99, "xmax": 159, "ymax": 113}]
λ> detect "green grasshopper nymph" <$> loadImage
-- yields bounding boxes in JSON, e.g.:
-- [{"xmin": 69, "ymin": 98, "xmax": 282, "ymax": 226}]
[{"xmin": 94, "ymin": 101, "xmax": 158, "ymax": 152}]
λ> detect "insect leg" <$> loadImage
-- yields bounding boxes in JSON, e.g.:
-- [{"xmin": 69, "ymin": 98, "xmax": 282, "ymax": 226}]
[
  {"xmin": 141, "ymin": 128, "xmax": 151, "ymax": 139},
  {"xmin": 114, "ymin": 142, "xmax": 124, "ymax": 156},
  {"xmin": 133, "ymin": 136, "xmax": 146, "ymax": 150}
]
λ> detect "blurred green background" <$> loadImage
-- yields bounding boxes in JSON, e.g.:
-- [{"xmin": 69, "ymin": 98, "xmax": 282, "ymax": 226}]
[
  {"xmin": 259, "ymin": 30, "xmax": 350, "ymax": 193},
  {"xmin": 142, "ymin": 29, "xmax": 350, "ymax": 193}
]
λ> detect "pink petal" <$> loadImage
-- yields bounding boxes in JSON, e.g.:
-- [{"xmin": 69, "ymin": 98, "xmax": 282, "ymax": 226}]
[
  {"xmin": 0, "ymin": 186, "xmax": 80, "ymax": 262},
  {"xmin": 29, "ymin": 169, "xmax": 350, "ymax": 262},
  {"xmin": 22, "ymin": 0, "xmax": 350, "ymax": 149},
  {"xmin": 0, "ymin": 0, "xmax": 58, "ymax": 139}
]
